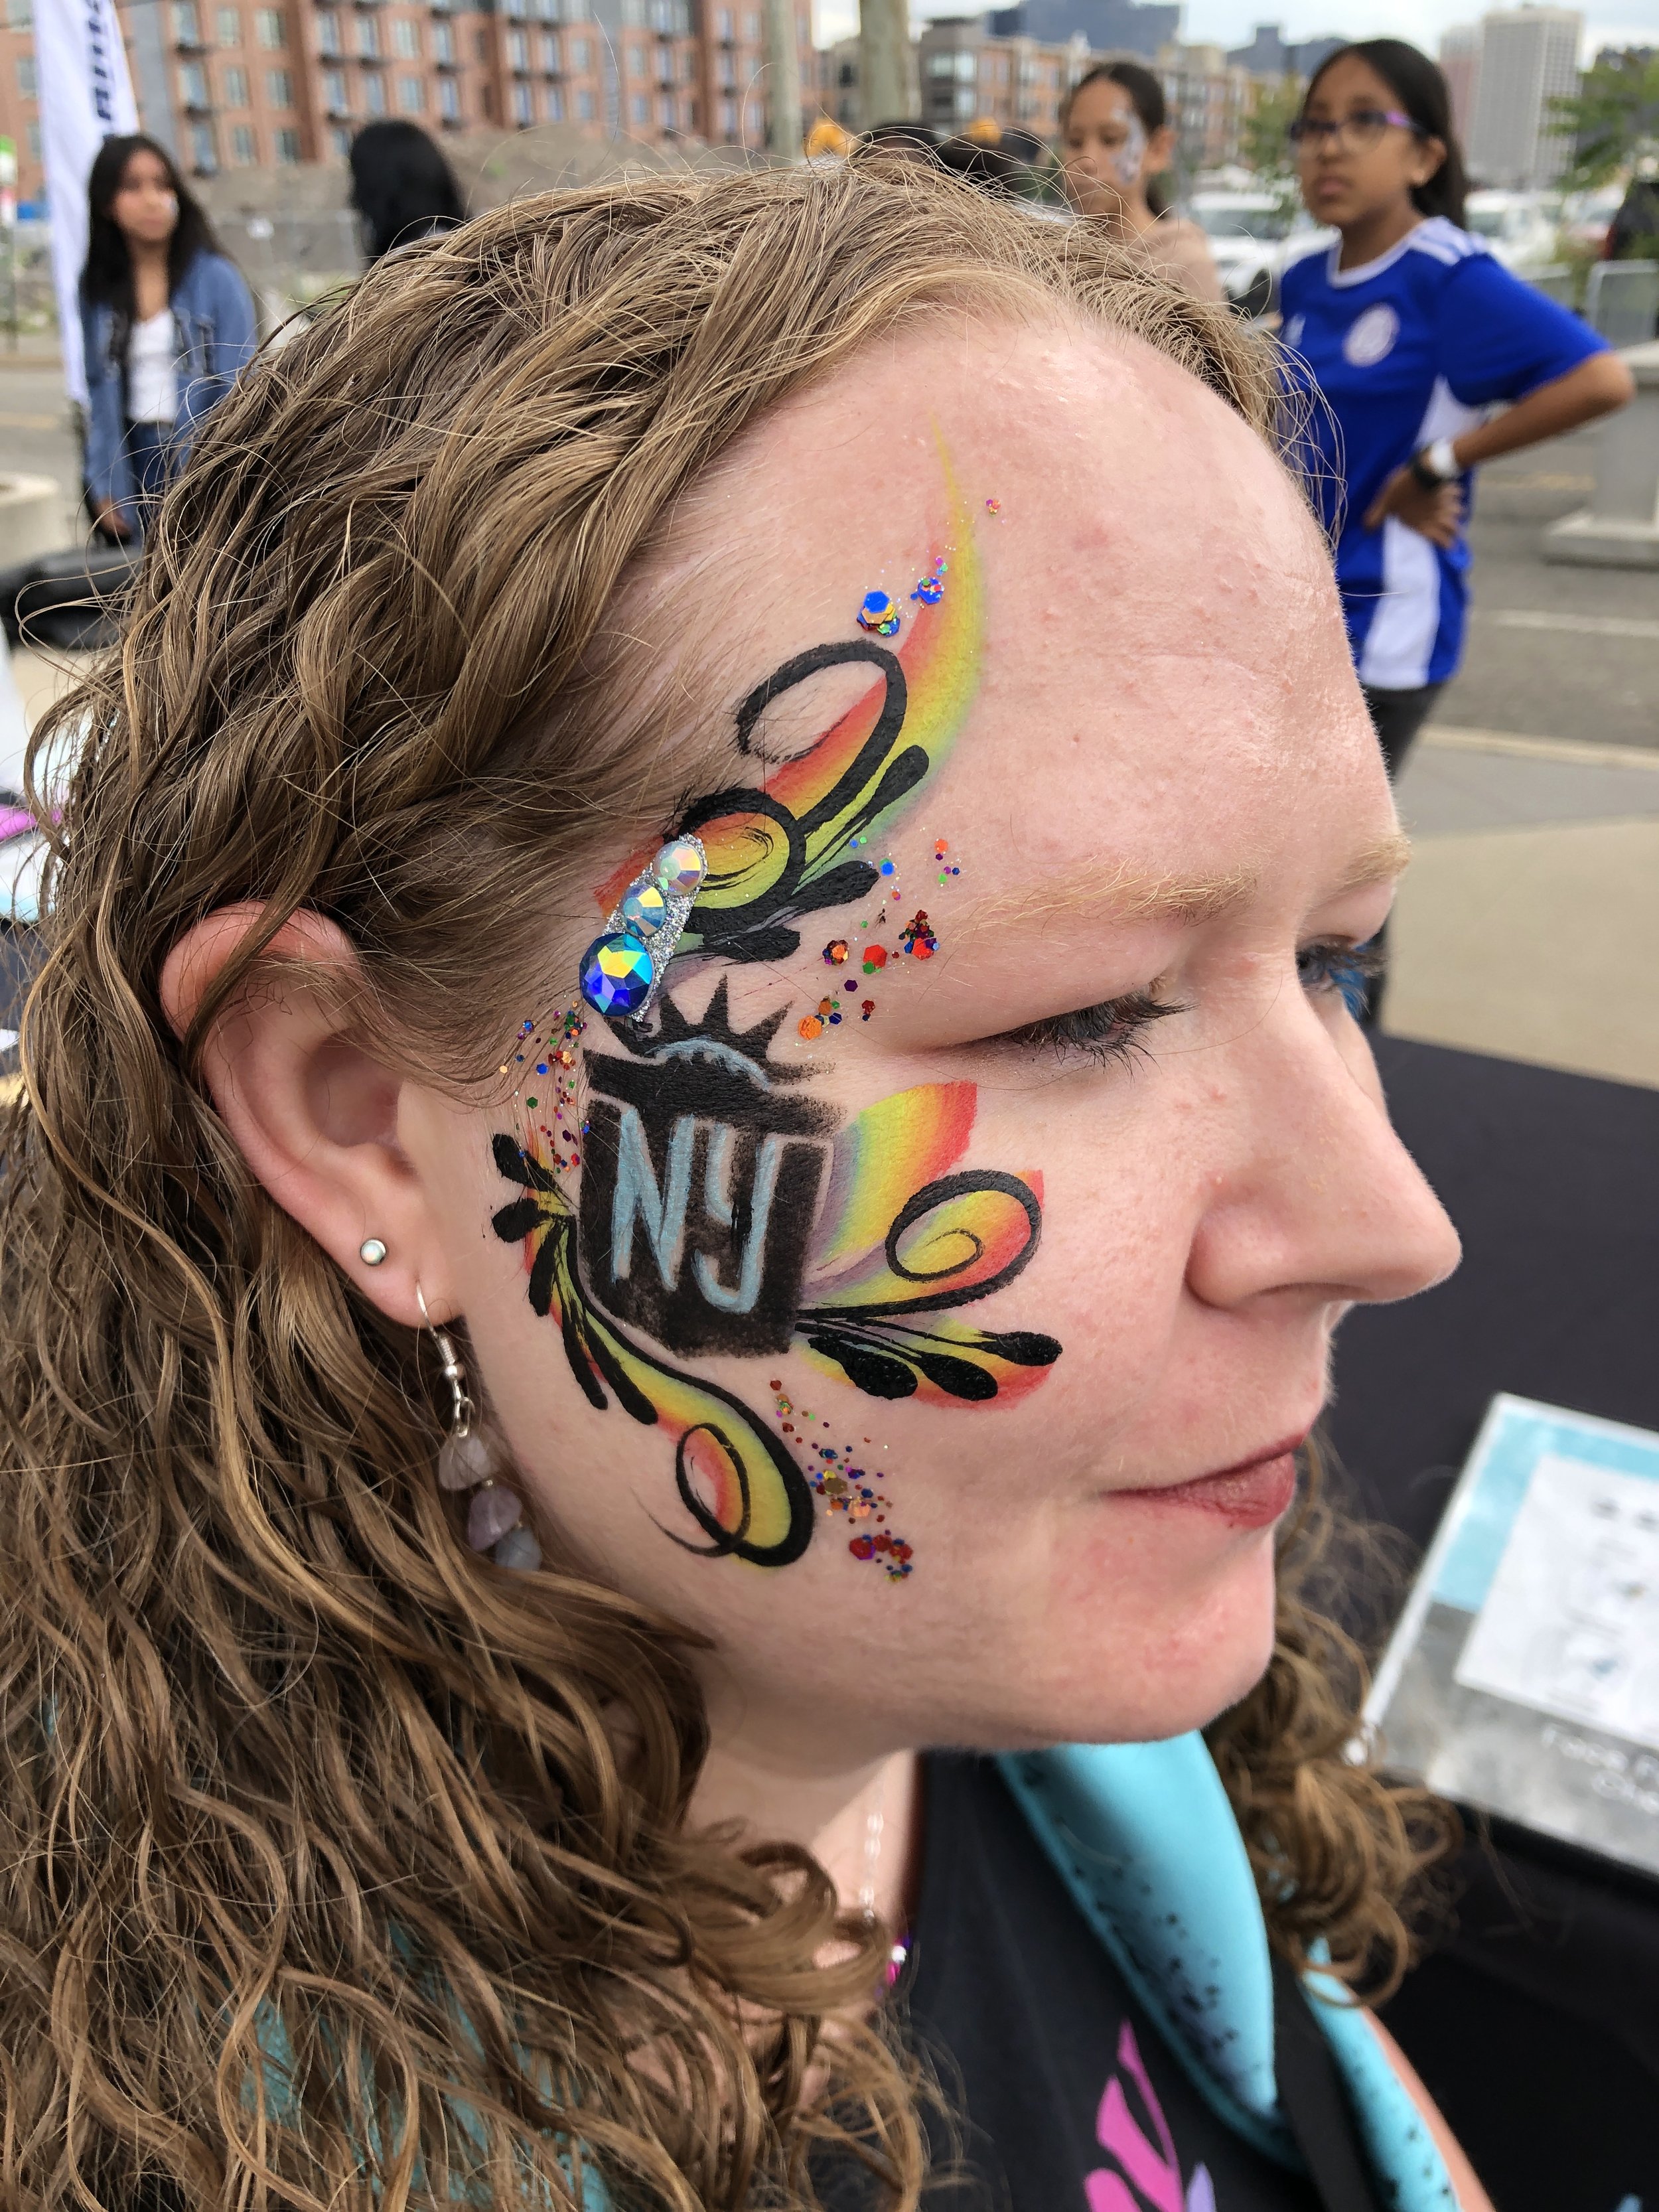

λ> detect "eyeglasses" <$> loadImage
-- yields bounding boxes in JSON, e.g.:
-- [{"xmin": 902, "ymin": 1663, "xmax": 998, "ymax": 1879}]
[{"xmin": 1288, "ymin": 108, "xmax": 1421, "ymax": 153}]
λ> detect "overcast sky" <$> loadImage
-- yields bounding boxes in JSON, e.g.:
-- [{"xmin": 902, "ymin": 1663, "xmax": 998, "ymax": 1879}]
[{"xmin": 811, "ymin": 0, "xmax": 1659, "ymax": 62}]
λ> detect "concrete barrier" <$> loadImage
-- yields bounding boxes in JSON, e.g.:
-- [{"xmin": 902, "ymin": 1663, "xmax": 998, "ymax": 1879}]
[
  {"xmin": 0, "ymin": 474, "xmax": 70, "ymax": 566},
  {"xmin": 1544, "ymin": 342, "xmax": 1659, "ymax": 569}
]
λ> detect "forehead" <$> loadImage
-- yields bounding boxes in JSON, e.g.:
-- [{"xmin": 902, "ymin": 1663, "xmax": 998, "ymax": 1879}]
[
  {"xmin": 638, "ymin": 317, "xmax": 1379, "ymax": 902},
  {"xmin": 1307, "ymin": 56, "xmax": 1396, "ymax": 109},
  {"xmin": 1069, "ymin": 78, "xmax": 1135, "ymax": 123}
]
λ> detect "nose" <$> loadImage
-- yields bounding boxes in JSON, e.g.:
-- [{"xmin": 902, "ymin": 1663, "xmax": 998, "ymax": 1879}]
[{"xmin": 1183, "ymin": 997, "xmax": 1461, "ymax": 1317}]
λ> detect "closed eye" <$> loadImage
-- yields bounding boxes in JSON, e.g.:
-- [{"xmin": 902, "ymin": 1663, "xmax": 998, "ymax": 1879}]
[{"xmin": 991, "ymin": 989, "xmax": 1186, "ymax": 1071}]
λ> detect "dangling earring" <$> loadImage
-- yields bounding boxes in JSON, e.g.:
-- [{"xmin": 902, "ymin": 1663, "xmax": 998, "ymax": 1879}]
[{"xmin": 416, "ymin": 1284, "xmax": 542, "ymax": 1573}]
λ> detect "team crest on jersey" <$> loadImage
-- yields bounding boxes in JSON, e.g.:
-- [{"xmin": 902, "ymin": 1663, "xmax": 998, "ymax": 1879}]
[{"xmin": 1342, "ymin": 303, "xmax": 1400, "ymax": 367}]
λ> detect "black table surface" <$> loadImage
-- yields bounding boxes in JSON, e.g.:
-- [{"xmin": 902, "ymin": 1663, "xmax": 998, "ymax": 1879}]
[{"xmin": 1332, "ymin": 1034, "xmax": 1659, "ymax": 2212}]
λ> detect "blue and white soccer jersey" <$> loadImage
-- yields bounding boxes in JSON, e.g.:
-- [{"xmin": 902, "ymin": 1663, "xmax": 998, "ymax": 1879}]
[{"xmin": 1279, "ymin": 216, "xmax": 1607, "ymax": 691}]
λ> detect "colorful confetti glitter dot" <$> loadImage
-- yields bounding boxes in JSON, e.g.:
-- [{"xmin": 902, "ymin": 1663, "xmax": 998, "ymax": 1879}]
[
  {"xmin": 879, "ymin": 859, "xmax": 895, "ymax": 876},
  {"xmin": 849, "ymin": 1536, "xmax": 875, "ymax": 1560},
  {"xmin": 861, "ymin": 999, "xmax": 875, "ymax": 1019},
  {"xmin": 822, "ymin": 939, "xmax": 849, "ymax": 966},
  {"xmin": 799, "ymin": 1016, "xmax": 824, "ymax": 1039},
  {"xmin": 856, "ymin": 590, "xmax": 901, "ymax": 638},
  {"xmin": 863, "ymin": 945, "xmax": 888, "ymax": 972},
  {"xmin": 985, "ymin": 497, "xmax": 1001, "ymax": 514}
]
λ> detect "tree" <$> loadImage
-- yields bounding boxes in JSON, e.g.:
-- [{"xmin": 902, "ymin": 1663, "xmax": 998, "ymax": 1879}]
[
  {"xmin": 1241, "ymin": 76, "xmax": 1303, "ymax": 191},
  {"xmin": 1549, "ymin": 46, "xmax": 1659, "ymax": 193}
]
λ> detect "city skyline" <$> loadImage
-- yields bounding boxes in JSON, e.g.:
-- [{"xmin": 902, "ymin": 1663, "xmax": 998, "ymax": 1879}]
[{"xmin": 814, "ymin": 0, "xmax": 1659, "ymax": 64}]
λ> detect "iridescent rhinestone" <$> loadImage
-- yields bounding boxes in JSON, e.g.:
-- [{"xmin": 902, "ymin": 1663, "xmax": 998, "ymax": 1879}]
[
  {"xmin": 619, "ymin": 875, "xmax": 669, "ymax": 935},
  {"xmin": 652, "ymin": 838, "xmax": 707, "ymax": 898},
  {"xmin": 579, "ymin": 930, "xmax": 654, "ymax": 1016}
]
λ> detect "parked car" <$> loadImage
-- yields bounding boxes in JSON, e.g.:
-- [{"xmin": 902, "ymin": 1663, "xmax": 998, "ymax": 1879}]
[
  {"xmin": 1185, "ymin": 191, "xmax": 1328, "ymax": 318},
  {"xmin": 1463, "ymin": 190, "xmax": 1563, "ymax": 275}
]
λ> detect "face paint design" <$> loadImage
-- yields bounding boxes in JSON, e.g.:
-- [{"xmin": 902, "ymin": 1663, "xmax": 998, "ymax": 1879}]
[
  {"xmin": 1112, "ymin": 111, "xmax": 1147, "ymax": 188},
  {"xmin": 494, "ymin": 486, "xmax": 1060, "ymax": 1572}
]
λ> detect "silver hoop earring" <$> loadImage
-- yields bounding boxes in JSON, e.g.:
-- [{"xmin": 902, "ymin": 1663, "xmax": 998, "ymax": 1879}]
[
  {"xmin": 415, "ymin": 1284, "xmax": 541, "ymax": 1573},
  {"xmin": 360, "ymin": 1237, "xmax": 388, "ymax": 1266}
]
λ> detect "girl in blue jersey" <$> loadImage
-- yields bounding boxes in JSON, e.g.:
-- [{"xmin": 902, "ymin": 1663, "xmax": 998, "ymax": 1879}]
[{"xmin": 1279, "ymin": 40, "xmax": 1633, "ymax": 774}]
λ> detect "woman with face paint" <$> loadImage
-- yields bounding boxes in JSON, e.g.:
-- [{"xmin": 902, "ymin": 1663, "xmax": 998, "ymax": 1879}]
[
  {"xmin": 1280, "ymin": 40, "xmax": 1632, "ymax": 776},
  {"xmin": 79, "ymin": 133, "xmax": 256, "ymax": 542},
  {"xmin": 3, "ymin": 165, "xmax": 1494, "ymax": 2212},
  {"xmin": 1060, "ymin": 62, "xmax": 1224, "ymax": 303}
]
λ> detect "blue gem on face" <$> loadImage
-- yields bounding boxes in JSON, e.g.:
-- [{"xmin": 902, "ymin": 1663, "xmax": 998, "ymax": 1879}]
[
  {"xmin": 620, "ymin": 875, "xmax": 669, "ymax": 935},
  {"xmin": 579, "ymin": 930, "xmax": 655, "ymax": 1017}
]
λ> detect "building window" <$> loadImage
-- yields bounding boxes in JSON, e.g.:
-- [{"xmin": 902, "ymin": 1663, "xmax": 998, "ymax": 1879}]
[
  {"xmin": 215, "ymin": 5, "xmax": 238, "ymax": 42},
  {"xmin": 317, "ymin": 13, "xmax": 339, "ymax": 53},
  {"xmin": 26, "ymin": 121, "xmax": 40, "ymax": 159},
  {"xmin": 538, "ymin": 30, "xmax": 555, "ymax": 68},
  {"xmin": 190, "ymin": 119, "xmax": 217, "ymax": 169},
  {"xmin": 630, "ymin": 90, "xmax": 647, "ymax": 120},
  {"xmin": 253, "ymin": 7, "xmax": 283, "ymax": 45},
  {"xmin": 480, "ymin": 78, "xmax": 494, "ymax": 115},
  {"xmin": 355, "ymin": 15, "xmax": 378, "ymax": 56},
  {"xmin": 571, "ymin": 35, "xmax": 587, "ymax": 66},
  {"xmin": 576, "ymin": 85, "xmax": 593, "ymax": 117},
  {"xmin": 329, "ymin": 123, "xmax": 352, "ymax": 155},
  {"xmin": 626, "ymin": 44, "xmax": 644, "ymax": 73},
  {"xmin": 715, "ymin": 6, "xmax": 730, "ymax": 34},
  {"xmin": 657, "ymin": 90, "xmax": 673, "ymax": 125},
  {"xmin": 544, "ymin": 82, "xmax": 562, "ymax": 116},
  {"xmin": 719, "ymin": 93, "xmax": 735, "ymax": 135},
  {"xmin": 431, "ymin": 21, "xmax": 453, "ymax": 61},
  {"xmin": 392, "ymin": 17, "xmax": 418, "ymax": 56},
  {"xmin": 508, "ymin": 28, "xmax": 528, "ymax": 66},
  {"xmin": 171, "ymin": 1, "xmax": 200, "ymax": 42},
  {"xmin": 743, "ymin": 10, "xmax": 757, "ymax": 36},
  {"xmin": 265, "ymin": 66, "xmax": 292, "ymax": 104},
  {"xmin": 275, "ymin": 125, "xmax": 301, "ymax": 161},
  {"xmin": 222, "ymin": 62, "xmax": 248, "ymax": 101},
  {"xmin": 439, "ymin": 74, "xmax": 460, "ymax": 116},
  {"xmin": 6, "ymin": 0, "xmax": 33, "ymax": 27},
  {"xmin": 512, "ymin": 79, "xmax": 532, "ymax": 120},
  {"xmin": 176, "ymin": 59, "xmax": 208, "ymax": 103},
  {"xmin": 396, "ymin": 70, "xmax": 422, "ymax": 108},
  {"xmin": 17, "ymin": 54, "xmax": 36, "ymax": 96},
  {"xmin": 362, "ymin": 68, "xmax": 386, "ymax": 112},
  {"xmin": 323, "ymin": 64, "xmax": 347, "ymax": 107},
  {"xmin": 229, "ymin": 121, "xmax": 256, "ymax": 161}
]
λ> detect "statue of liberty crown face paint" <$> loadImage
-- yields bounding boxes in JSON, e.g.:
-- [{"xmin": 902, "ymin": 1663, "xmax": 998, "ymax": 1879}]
[{"xmin": 436, "ymin": 313, "xmax": 1449, "ymax": 1758}]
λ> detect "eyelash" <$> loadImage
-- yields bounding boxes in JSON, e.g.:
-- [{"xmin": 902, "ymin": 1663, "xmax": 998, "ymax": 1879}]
[
  {"xmin": 1297, "ymin": 936, "xmax": 1384, "ymax": 1017},
  {"xmin": 998, "ymin": 989, "xmax": 1185, "ymax": 1071},
  {"xmin": 997, "ymin": 938, "xmax": 1383, "ymax": 1068}
]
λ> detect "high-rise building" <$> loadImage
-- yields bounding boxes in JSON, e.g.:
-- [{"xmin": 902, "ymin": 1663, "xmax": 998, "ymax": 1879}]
[
  {"xmin": 1223, "ymin": 22, "xmax": 1341, "ymax": 82},
  {"xmin": 1465, "ymin": 5, "xmax": 1581, "ymax": 188},
  {"xmin": 915, "ymin": 14, "xmax": 1079, "ymax": 135},
  {"xmin": 985, "ymin": 0, "xmax": 1178, "ymax": 64},
  {"xmin": 1438, "ymin": 23, "xmax": 1482, "ymax": 143}
]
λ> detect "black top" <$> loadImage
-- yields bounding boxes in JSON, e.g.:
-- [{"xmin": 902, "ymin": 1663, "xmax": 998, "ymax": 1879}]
[{"xmin": 861, "ymin": 1752, "xmax": 1384, "ymax": 2212}]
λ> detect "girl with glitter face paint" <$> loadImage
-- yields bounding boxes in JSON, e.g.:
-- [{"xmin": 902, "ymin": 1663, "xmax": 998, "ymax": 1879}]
[
  {"xmin": 1060, "ymin": 62, "xmax": 1224, "ymax": 303},
  {"xmin": 1, "ymin": 165, "xmax": 1494, "ymax": 2212}
]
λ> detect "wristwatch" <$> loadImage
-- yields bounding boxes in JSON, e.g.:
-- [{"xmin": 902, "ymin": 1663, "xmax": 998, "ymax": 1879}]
[{"xmin": 1409, "ymin": 437, "xmax": 1461, "ymax": 490}]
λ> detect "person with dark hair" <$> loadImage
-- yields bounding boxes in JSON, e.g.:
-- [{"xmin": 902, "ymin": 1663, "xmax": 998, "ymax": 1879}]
[
  {"xmin": 347, "ymin": 119, "xmax": 466, "ymax": 262},
  {"xmin": 1279, "ymin": 40, "xmax": 1633, "ymax": 775},
  {"xmin": 1059, "ymin": 62, "xmax": 1222, "ymax": 300},
  {"xmin": 863, "ymin": 119, "xmax": 942, "ymax": 163},
  {"xmin": 79, "ymin": 133, "xmax": 255, "ymax": 544}
]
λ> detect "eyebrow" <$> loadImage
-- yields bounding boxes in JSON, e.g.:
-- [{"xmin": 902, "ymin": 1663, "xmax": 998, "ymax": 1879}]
[{"xmin": 947, "ymin": 828, "xmax": 1411, "ymax": 946}]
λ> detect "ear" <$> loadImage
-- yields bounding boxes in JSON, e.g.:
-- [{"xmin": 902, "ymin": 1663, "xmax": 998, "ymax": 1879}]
[
  {"xmin": 159, "ymin": 904, "xmax": 459, "ymax": 1329},
  {"xmin": 1145, "ymin": 124, "xmax": 1178, "ymax": 178},
  {"xmin": 1411, "ymin": 135, "xmax": 1447, "ymax": 188}
]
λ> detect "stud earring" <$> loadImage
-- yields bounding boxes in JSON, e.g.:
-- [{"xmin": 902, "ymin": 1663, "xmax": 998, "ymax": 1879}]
[
  {"xmin": 415, "ymin": 1284, "xmax": 542, "ymax": 1573},
  {"xmin": 360, "ymin": 1236, "xmax": 388, "ymax": 1266}
]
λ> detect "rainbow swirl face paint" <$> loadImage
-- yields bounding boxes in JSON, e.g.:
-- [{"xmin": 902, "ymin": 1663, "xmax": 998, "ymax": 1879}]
[{"xmin": 492, "ymin": 491, "xmax": 1061, "ymax": 1573}]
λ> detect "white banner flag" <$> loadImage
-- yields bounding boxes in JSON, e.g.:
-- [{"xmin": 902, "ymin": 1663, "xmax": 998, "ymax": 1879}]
[{"xmin": 35, "ymin": 0, "xmax": 139, "ymax": 408}]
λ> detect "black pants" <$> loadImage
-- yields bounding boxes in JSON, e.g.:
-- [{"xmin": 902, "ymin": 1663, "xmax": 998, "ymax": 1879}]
[
  {"xmin": 1358, "ymin": 682, "xmax": 1443, "ymax": 1023},
  {"xmin": 1362, "ymin": 680, "xmax": 1444, "ymax": 780}
]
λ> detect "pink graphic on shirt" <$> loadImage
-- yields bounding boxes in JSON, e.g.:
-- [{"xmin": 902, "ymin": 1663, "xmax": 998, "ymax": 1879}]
[{"xmin": 1084, "ymin": 2020, "xmax": 1216, "ymax": 2212}]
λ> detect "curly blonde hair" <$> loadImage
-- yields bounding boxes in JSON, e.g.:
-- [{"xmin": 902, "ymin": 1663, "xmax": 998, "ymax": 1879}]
[{"xmin": 0, "ymin": 160, "xmax": 1453, "ymax": 2212}]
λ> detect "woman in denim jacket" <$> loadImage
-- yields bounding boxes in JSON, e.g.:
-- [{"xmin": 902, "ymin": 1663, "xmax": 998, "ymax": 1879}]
[{"xmin": 79, "ymin": 133, "xmax": 255, "ymax": 540}]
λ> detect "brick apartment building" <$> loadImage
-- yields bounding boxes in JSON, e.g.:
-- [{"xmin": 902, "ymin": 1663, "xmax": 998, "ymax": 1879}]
[{"xmin": 0, "ymin": 0, "xmax": 809, "ymax": 204}]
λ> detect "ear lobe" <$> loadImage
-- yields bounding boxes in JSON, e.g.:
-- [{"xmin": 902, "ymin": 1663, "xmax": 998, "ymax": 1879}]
[{"xmin": 158, "ymin": 903, "xmax": 457, "ymax": 1332}]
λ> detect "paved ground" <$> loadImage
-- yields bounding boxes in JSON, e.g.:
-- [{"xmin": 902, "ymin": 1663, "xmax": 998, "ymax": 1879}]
[{"xmin": 5, "ymin": 366, "xmax": 1656, "ymax": 1088}]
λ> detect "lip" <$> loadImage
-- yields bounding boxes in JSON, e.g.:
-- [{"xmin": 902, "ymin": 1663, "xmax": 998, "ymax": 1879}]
[{"xmin": 1110, "ymin": 1435, "xmax": 1307, "ymax": 1530}]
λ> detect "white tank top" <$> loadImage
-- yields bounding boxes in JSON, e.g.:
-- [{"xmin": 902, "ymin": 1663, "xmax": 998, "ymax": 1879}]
[{"xmin": 126, "ymin": 308, "xmax": 179, "ymax": 425}]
